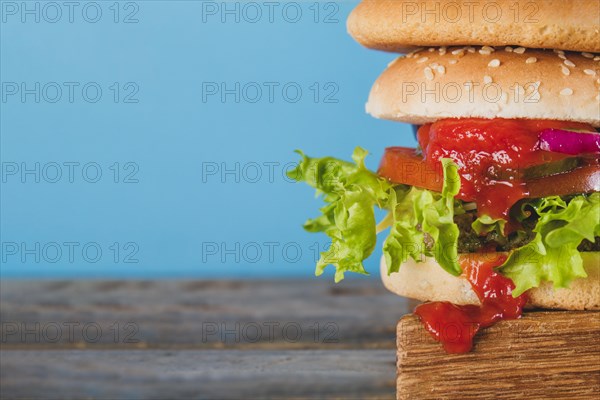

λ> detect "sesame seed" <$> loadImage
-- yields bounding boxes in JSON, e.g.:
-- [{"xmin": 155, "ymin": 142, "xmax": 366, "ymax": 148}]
[
  {"xmin": 417, "ymin": 57, "xmax": 429, "ymax": 64},
  {"xmin": 488, "ymin": 59, "xmax": 501, "ymax": 68},
  {"xmin": 560, "ymin": 88, "xmax": 573, "ymax": 96},
  {"xmin": 564, "ymin": 59, "xmax": 576, "ymax": 67},
  {"xmin": 467, "ymin": 47, "xmax": 476, "ymax": 53},
  {"xmin": 437, "ymin": 65, "xmax": 446, "ymax": 74},
  {"xmin": 451, "ymin": 49, "xmax": 464, "ymax": 56},
  {"xmin": 439, "ymin": 46, "xmax": 447, "ymax": 55},
  {"xmin": 514, "ymin": 47, "xmax": 526, "ymax": 54},
  {"xmin": 479, "ymin": 49, "xmax": 492, "ymax": 55},
  {"xmin": 561, "ymin": 65, "xmax": 571, "ymax": 75},
  {"xmin": 449, "ymin": 59, "xmax": 458, "ymax": 65},
  {"xmin": 584, "ymin": 69, "xmax": 597, "ymax": 76},
  {"xmin": 505, "ymin": 46, "xmax": 513, "ymax": 52},
  {"xmin": 483, "ymin": 75, "xmax": 492, "ymax": 84},
  {"xmin": 556, "ymin": 50, "xmax": 565, "ymax": 55},
  {"xmin": 582, "ymin": 52, "xmax": 594, "ymax": 59},
  {"xmin": 428, "ymin": 47, "xmax": 435, "ymax": 52},
  {"xmin": 594, "ymin": 57, "xmax": 600, "ymax": 61},
  {"xmin": 526, "ymin": 57, "xmax": 537, "ymax": 64},
  {"xmin": 558, "ymin": 54, "xmax": 566, "ymax": 60},
  {"xmin": 424, "ymin": 67, "xmax": 434, "ymax": 81},
  {"xmin": 407, "ymin": 48, "xmax": 424, "ymax": 58},
  {"xmin": 482, "ymin": 46, "xmax": 495, "ymax": 53}
]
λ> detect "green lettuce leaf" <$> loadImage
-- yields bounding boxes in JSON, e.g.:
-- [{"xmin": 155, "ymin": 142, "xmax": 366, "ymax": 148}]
[
  {"xmin": 287, "ymin": 147, "xmax": 392, "ymax": 282},
  {"xmin": 500, "ymin": 193, "xmax": 600, "ymax": 296},
  {"xmin": 382, "ymin": 186, "xmax": 426, "ymax": 273},
  {"xmin": 288, "ymin": 149, "xmax": 462, "ymax": 281},
  {"xmin": 472, "ymin": 215, "xmax": 506, "ymax": 237},
  {"xmin": 422, "ymin": 159, "xmax": 462, "ymax": 275},
  {"xmin": 383, "ymin": 159, "xmax": 461, "ymax": 276}
]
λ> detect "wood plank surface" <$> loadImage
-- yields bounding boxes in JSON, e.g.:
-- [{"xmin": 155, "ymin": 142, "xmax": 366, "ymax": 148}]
[
  {"xmin": 397, "ymin": 312, "xmax": 600, "ymax": 400},
  {"xmin": 0, "ymin": 279, "xmax": 409, "ymax": 399},
  {"xmin": 0, "ymin": 279, "xmax": 416, "ymax": 349},
  {"xmin": 0, "ymin": 349, "xmax": 396, "ymax": 399}
]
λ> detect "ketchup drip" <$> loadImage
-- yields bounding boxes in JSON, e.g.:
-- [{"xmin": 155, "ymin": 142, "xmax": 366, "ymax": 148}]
[
  {"xmin": 417, "ymin": 118, "xmax": 594, "ymax": 221},
  {"xmin": 414, "ymin": 254, "xmax": 528, "ymax": 353}
]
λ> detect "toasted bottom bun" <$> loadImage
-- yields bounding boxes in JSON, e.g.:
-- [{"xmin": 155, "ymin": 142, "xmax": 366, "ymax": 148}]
[{"xmin": 380, "ymin": 253, "xmax": 600, "ymax": 311}]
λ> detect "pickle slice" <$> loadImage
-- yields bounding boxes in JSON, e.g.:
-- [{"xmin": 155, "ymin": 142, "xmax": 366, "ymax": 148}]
[
  {"xmin": 485, "ymin": 157, "xmax": 581, "ymax": 181},
  {"xmin": 522, "ymin": 157, "xmax": 582, "ymax": 179}
]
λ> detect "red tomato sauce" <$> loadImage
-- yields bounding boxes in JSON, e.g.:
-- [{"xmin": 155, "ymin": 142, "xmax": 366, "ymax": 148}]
[
  {"xmin": 417, "ymin": 118, "xmax": 593, "ymax": 220},
  {"xmin": 414, "ymin": 253, "xmax": 528, "ymax": 353}
]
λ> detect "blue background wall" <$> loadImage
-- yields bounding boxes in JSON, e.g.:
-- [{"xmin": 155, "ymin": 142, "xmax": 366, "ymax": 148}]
[{"xmin": 0, "ymin": 0, "xmax": 416, "ymax": 278}]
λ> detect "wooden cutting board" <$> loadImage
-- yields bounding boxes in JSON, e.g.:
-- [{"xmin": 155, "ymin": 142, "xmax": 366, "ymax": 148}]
[{"xmin": 396, "ymin": 311, "xmax": 600, "ymax": 400}]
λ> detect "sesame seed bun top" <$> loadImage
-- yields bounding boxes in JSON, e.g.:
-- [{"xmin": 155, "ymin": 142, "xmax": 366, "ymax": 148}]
[
  {"xmin": 366, "ymin": 47, "xmax": 600, "ymax": 127},
  {"xmin": 348, "ymin": 0, "xmax": 600, "ymax": 53}
]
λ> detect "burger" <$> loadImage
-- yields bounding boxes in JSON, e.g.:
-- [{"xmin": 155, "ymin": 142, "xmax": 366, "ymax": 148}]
[{"xmin": 289, "ymin": 0, "xmax": 600, "ymax": 353}]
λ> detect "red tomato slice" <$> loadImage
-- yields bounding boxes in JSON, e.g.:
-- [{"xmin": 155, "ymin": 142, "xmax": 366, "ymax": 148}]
[
  {"xmin": 526, "ymin": 165, "xmax": 600, "ymax": 198},
  {"xmin": 379, "ymin": 147, "xmax": 600, "ymax": 199},
  {"xmin": 377, "ymin": 147, "xmax": 443, "ymax": 192}
]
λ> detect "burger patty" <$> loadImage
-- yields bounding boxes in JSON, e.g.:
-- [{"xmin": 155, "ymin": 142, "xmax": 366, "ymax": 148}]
[{"xmin": 454, "ymin": 211, "xmax": 600, "ymax": 253}]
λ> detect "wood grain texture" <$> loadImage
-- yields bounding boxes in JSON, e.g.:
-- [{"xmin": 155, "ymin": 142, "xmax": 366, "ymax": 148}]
[
  {"xmin": 0, "ymin": 279, "xmax": 417, "ymax": 349},
  {"xmin": 0, "ymin": 279, "xmax": 410, "ymax": 399},
  {"xmin": 396, "ymin": 311, "xmax": 600, "ymax": 400},
  {"xmin": 0, "ymin": 349, "xmax": 396, "ymax": 399}
]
